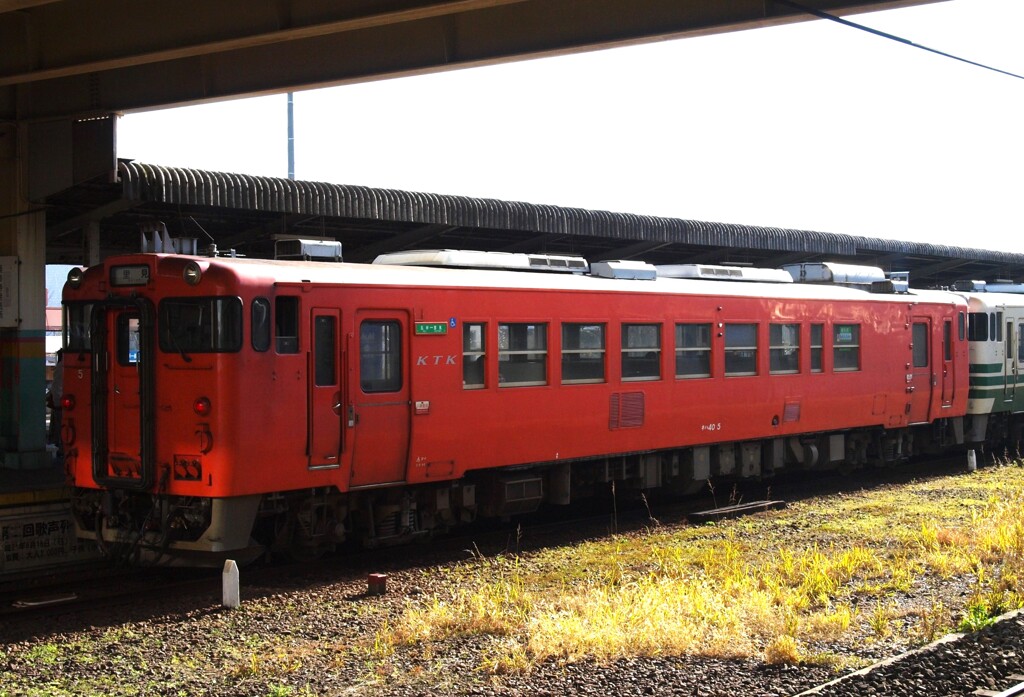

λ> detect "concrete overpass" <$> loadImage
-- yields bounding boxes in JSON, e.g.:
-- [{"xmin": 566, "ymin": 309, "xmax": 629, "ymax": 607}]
[{"xmin": 0, "ymin": 0, "xmax": 948, "ymax": 473}]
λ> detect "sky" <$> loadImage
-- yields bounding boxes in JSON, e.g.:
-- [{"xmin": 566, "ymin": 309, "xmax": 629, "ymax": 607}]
[{"xmin": 116, "ymin": 0, "xmax": 1024, "ymax": 256}]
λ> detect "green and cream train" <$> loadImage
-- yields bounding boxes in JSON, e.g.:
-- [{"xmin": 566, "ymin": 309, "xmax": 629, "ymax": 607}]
[{"xmin": 960, "ymin": 282, "xmax": 1024, "ymax": 448}]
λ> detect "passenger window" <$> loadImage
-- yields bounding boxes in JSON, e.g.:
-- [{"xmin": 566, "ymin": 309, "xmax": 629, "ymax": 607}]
[
  {"xmin": 912, "ymin": 323, "xmax": 928, "ymax": 367},
  {"xmin": 1019, "ymin": 324, "xmax": 1024, "ymax": 362},
  {"xmin": 562, "ymin": 323, "xmax": 605, "ymax": 384},
  {"xmin": 622, "ymin": 324, "xmax": 661, "ymax": 381},
  {"xmin": 275, "ymin": 296, "xmax": 299, "ymax": 354},
  {"xmin": 463, "ymin": 323, "xmax": 486, "ymax": 389},
  {"xmin": 724, "ymin": 323, "xmax": 757, "ymax": 377},
  {"xmin": 769, "ymin": 323, "xmax": 800, "ymax": 374},
  {"xmin": 675, "ymin": 323, "xmax": 711, "ymax": 378},
  {"xmin": 360, "ymin": 320, "xmax": 402, "ymax": 392},
  {"xmin": 251, "ymin": 298, "xmax": 271, "ymax": 352},
  {"xmin": 833, "ymin": 324, "xmax": 860, "ymax": 372},
  {"xmin": 810, "ymin": 323, "xmax": 824, "ymax": 373},
  {"xmin": 498, "ymin": 322, "xmax": 547, "ymax": 387}
]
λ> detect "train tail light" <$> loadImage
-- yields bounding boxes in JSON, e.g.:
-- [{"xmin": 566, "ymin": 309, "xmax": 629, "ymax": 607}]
[
  {"xmin": 60, "ymin": 394, "xmax": 75, "ymax": 411},
  {"xmin": 193, "ymin": 397, "xmax": 212, "ymax": 417}
]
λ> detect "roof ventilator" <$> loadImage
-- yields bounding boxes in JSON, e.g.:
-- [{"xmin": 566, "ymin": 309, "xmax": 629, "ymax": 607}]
[
  {"xmin": 373, "ymin": 249, "xmax": 588, "ymax": 273},
  {"xmin": 953, "ymin": 279, "xmax": 1024, "ymax": 293},
  {"xmin": 656, "ymin": 264, "xmax": 793, "ymax": 283},
  {"xmin": 275, "ymin": 238, "xmax": 343, "ymax": 262},
  {"xmin": 589, "ymin": 260, "xmax": 658, "ymax": 280},
  {"xmin": 782, "ymin": 262, "xmax": 908, "ymax": 293}
]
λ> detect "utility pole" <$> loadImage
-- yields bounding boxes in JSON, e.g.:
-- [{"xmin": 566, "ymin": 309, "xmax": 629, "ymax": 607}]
[{"xmin": 287, "ymin": 92, "xmax": 295, "ymax": 180}]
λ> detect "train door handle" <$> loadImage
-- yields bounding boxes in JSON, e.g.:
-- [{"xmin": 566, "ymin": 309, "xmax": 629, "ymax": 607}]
[
  {"xmin": 347, "ymin": 405, "xmax": 357, "ymax": 427},
  {"xmin": 196, "ymin": 424, "xmax": 213, "ymax": 454}
]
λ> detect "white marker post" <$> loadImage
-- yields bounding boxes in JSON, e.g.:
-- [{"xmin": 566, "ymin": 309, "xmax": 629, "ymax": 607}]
[{"xmin": 222, "ymin": 559, "xmax": 240, "ymax": 609}]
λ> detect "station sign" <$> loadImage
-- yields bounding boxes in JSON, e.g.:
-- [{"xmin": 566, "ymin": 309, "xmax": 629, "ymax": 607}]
[{"xmin": 0, "ymin": 256, "xmax": 18, "ymax": 328}]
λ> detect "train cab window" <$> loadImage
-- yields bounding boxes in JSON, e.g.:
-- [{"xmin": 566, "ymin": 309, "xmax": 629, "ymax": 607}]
[
  {"xmin": 463, "ymin": 323, "xmax": 486, "ymax": 389},
  {"xmin": 769, "ymin": 323, "xmax": 800, "ymax": 374},
  {"xmin": 675, "ymin": 323, "xmax": 711, "ymax": 378},
  {"xmin": 968, "ymin": 312, "xmax": 988, "ymax": 342},
  {"xmin": 251, "ymin": 298, "xmax": 271, "ymax": 352},
  {"xmin": 498, "ymin": 322, "xmax": 547, "ymax": 387},
  {"xmin": 724, "ymin": 323, "xmax": 757, "ymax": 377},
  {"xmin": 912, "ymin": 323, "xmax": 929, "ymax": 368},
  {"xmin": 810, "ymin": 323, "xmax": 824, "ymax": 373},
  {"xmin": 360, "ymin": 320, "xmax": 402, "ymax": 392},
  {"xmin": 833, "ymin": 324, "xmax": 861, "ymax": 372},
  {"xmin": 64, "ymin": 302, "xmax": 94, "ymax": 352},
  {"xmin": 944, "ymin": 321, "xmax": 953, "ymax": 362},
  {"xmin": 275, "ymin": 296, "xmax": 299, "ymax": 353},
  {"xmin": 622, "ymin": 324, "xmax": 661, "ymax": 381},
  {"xmin": 159, "ymin": 297, "xmax": 243, "ymax": 354},
  {"xmin": 561, "ymin": 323, "xmax": 606, "ymax": 384}
]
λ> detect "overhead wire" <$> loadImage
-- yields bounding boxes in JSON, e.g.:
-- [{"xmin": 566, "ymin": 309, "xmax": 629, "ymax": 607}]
[{"xmin": 774, "ymin": 0, "xmax": 1024, "ymax": 81}]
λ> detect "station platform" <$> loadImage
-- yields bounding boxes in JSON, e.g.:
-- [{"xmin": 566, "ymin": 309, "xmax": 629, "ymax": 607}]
[{"xmin": 0, "ymin": 458, "xmax": 98, "ymax": 578}]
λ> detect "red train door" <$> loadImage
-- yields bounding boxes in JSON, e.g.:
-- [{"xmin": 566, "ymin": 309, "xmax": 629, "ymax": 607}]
[
  {"xmin": 940, "ymin": 319, "xmax": 954, "ymax": 408},
  {"xmin": 908, "ymin": 318, "xmax": 934, "ymax": 424},
  {"xmin": 350, "ymin": 311, "xmax": 410, "ymax": 487},
  {"xmin": 309, "ymin": 309, "xmax": 342, "ymax": 469},
  {"xmin": 92, "ymin": 298, "xmax": 155, "ymax": 489},
  {"xmin": 107, "ymin": 308, "xmax": 142, "ymax": 474}
]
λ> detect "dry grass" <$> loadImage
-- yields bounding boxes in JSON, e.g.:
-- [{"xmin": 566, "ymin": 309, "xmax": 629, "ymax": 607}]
[{"xmin": 375, "ymin": 463, "xmax": 1024, "ymax": 674}]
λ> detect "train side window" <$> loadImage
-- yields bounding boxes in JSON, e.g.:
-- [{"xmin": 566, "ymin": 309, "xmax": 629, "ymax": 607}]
[
  {"xmin": 360, "ymin": 320, "xmax": 402, "ymax": 392},
  {"xmin": 251, "ymin": 298, "xmax": 271, "ymax": 352},
  {"xmin": 622, "ymin": 323, "xmax": 661, "ymax": 381},
  {"xmin": 997, "ymin": 313, "xmax": 1004, "ymax": 342},
  {"xmin": 675, "ymin": 323, "xmax": 711, "ymax": 378},
  {"xmin": 314, "ymin": 316, "xmax": 337, "ymax": 386},
  {"xmin": 810, "ymin": 323, "xmax": 824, "ymax": 373},
  {"xmin": 463, "ymin": 323, "xmax": 486, "ymax": 389},
  {"xmin": 275, "ymin": 296, "xmax": 299, "ymax": 353},
  {"xmin": 769, "ymin": 323, "xmax": 800, "ymax": 374},
  {"xmin": 833, "ymin": 324, "xmax": 860, "ymax": 372},
  {"xmin": 724, "ymin": 323, "xmax": 757, "ymax": 377},
  {"xmin": 968, "ymin": 312, "xmax": 988, "ymax": 341},
  {"xmin": 944, "ymin": 320, "xmax": 952, "ymax": 362},
  {"xmin": 1019, "ymin": 324, "xmax": 1024, "ymax": 362},
  {"xmin": 912, "ymin": 323, "xmax": 929, "ymax": 367},
  {"xmin": 562, "ymin": 323, "xmax": 605, "ymax": 384},
  {"xmin": 498, "ymin": 322, "xmax": 547, "ymax": 387},
  {"xmin": 958, "ymin": 312, "xmax": 966, "ymax": 341}
]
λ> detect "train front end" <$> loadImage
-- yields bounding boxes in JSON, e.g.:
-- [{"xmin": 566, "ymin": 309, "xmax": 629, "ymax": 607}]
[{"xmin": 63, "ymin": 255, "xmax": 261, "ymax": 566}]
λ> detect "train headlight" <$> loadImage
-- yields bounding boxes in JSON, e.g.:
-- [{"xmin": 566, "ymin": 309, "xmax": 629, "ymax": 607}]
[
  {"xmin": 67, "ymin": 267, "xmax": 84, "ymax": 289},
  {"xmin": 193, "ymin": 397, "xmax": 212, "ymax": 417},
  {"xmin": 183, "ymin": 261, "xmax": 202, "ymax": 286},
  {"xmin": 60, "ymin": 394, "xmax": 75, "ymax": 411}
]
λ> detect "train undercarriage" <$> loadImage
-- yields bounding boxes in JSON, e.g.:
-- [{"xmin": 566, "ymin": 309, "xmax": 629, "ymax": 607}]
[{"xmin": 70, "ymin": 417, "xmax": 972, "ymax": 566}]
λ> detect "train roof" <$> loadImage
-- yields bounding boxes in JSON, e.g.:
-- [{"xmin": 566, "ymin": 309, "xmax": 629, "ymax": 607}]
[{"xmin": 94, "ymin": 253, "xmax": 966, "ymax": 307}]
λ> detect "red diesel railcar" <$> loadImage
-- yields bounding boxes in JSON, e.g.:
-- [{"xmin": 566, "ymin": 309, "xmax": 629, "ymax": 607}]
[{"xmin": 61, "ymin": 251, "xmax": 968, "ymax": 564}]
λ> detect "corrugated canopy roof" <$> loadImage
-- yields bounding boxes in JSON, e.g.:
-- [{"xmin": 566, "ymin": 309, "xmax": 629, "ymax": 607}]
[{"xmin": 43, "ymin": 161, "xmax": 1023, "ymax": 288}]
